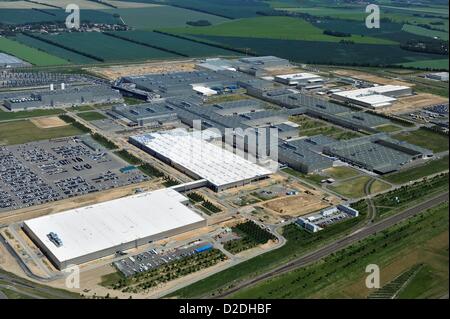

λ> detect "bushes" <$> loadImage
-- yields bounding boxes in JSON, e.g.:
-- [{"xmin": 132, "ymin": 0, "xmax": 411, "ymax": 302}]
[
  {"xmin": 224, "ymin": 220, "xmax": 276, "ymax": 254},
  {"xmin": 138, "ymin": 163, "xmax": 164, "ymax": 178},
  {"xmin": 201, "ymin": 200, "xmax": 222, "ymax": 213},
  {"xmin": 187, "ymin": 192, "xmax": 205, "ymax": 203},
  {"xmin": 115, "ymin": 149, "xmax": 143, "ymax": 165},
  {"xmin": 91, "ymin": 133, "xmax": 117, "ymax": 150}
]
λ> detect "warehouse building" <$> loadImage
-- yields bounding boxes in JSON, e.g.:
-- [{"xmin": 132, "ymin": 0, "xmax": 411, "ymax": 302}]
[
  {"xmin": 331, "ymin": 85, "xmax": 412, "ymax": 108},
  {"xmin": 323, "ymin": 134, "xmax": 433, "ymax": 174},
  {"xmin": 274, "ymin": 73, "xmax": 323, "ymax": 86},
  {"xmin": 129, "ymin": 129, "xmax": 272, "ymax": 192},
  {"xmin": 23, "ymin": 188, "xmax": 206, "ymax": 270},
  {"xmin": 4, "ymin": 85, "xmax": 123, "ymax": 111}
]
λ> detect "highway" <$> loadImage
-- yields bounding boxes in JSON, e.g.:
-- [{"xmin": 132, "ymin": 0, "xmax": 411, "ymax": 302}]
[{"xmin": 212, "ymin": 191, "xmax": 449, "ymax": 299}]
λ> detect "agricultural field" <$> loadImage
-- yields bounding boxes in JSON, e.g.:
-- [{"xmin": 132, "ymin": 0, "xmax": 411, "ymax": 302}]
[
  {"xmin": 104, "ymin": 5, "xmax": 230, "ymax": 29},
  {"xmin": 0, "ymin": 37, "xmax": 69, "ymax": 66},
  {"xmin": 0, "ymin": 119, "xmax": 83, "ymax": 145},
  {"xmin": 230, "ymin": 202, "xmax": 449, "ymax": 298},
  {"xmin": 108, "ymin": 30, "xmax": 238, "ymax": 57},
  {"xmin": 394, "ymin": 128, "xmax": 449, "ymax": 153},
  {"xmin": 13, "ymin": 34, "xmax": 97, "ymax": 64},
  {"xmin": 34, "ymin": 32, "xmax": 179, "ymax": 62},
  {"xmin": 164, "ymin": 16, "xmax": 396, "ymax": 44}
]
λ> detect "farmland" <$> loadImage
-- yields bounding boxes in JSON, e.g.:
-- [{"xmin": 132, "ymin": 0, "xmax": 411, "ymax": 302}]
[
  {"xmin": 104, "ymin": 5, "xmax": 230, "ymax": 29},
  {"xmin": 108, "ymin": 30, "xmax": 238, "ymax": 57},
  {"xmin": 33, "ymin": 32, "xmax": 179, "ymax": 62},
  {"xmin": 165, "ymin": 16, "xmax": 396, "ymax": 45},
  {"xmin": 76, "ymin": 111, "xmax": 108, "ymax": 121},
  {"xmin": 0, "ymin": 37, "xmax": 69, "ymax": 66}
]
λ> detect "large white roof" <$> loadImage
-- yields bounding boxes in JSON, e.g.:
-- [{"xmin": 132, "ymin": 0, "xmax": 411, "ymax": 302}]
[
  {"xmin": 24, "ymin": 188, "xmax": 205, "ymax": 264},
  {"xmin": 130, "ymin": 129, "xmax": 272, "ymax": 188},
  {"xmin": 332, "ymin": 85, "xmax": 409, "ymax": 106}
]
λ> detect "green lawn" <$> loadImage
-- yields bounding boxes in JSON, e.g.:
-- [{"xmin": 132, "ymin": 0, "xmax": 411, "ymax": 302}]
[
  {"xmin": 0, "ymin": 120, "xmax": 82, "ymax": 145},
  {"xmin": 0, "ymin": 109, "xmax": 64, "ymax": 121},
  {"xmin": 324, "ymin": 166, "xmax": 360, "ymax": 180},
  {"xmin": 0, "ymin": 37, "xmax": 69, "ymax": 66},
  {"xmin": 282, "ymin": 167, "xmax": 325, "ymax": 185},
  {"xmin": 230, "ymin": 202, "xmax": 449, "ymax": 298},
  {"xmin": 383, "ymin": 156, "xmax": 449, "ymax": 184},
  {"xmin": 375, "ymin": 124, "xmax": 403, "ymax": 133},
  {"xmin": 330, "ymin": 176, "xmax": 391, "ymax": 198},
  {"xmin": 165, "ymin": 16, "xmax": 396, "ymax": 45},
  {"xmin": 394, "ymin": 128, "xmax": 449, "ymax": 153},
  {"xmin": 77, "ymin": 111, "xmax": 107, "ymax": 121}
]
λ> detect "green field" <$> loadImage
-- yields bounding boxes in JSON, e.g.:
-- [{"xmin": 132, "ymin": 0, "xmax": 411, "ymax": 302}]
[
  {"xmin": 383, "ymin": 156, "xmax": 449, "ymax": 184},
  {"xmin": 0, "ymin": 109, "xmax": 64, "ymax": 121},
  {"xmin": 230, "ymin": 202, "xmax": 449, "ymax": 298},
  {"xmin": 329, "ymin": 176, "xmax": 391, "ymax": 198},
  {"xmin": 402, "ymin": 24, "xmax": 448, "ymax": 40},
  {"xmin": 394, "ymin": 128, "xmax": 449, "ymax": 153},
  {"xmin": 399, "ymin": 59, "xmax": 449, "ymax": 70},
  {"xmin": 36, "ymin": 32, "xmax": 179, "ymax": 62},
  {"xmin": 105, "ymin": 6, "xmax": 229, "ymax": 30},
  {"xmin": 76, "ymin": 111, "xmax": 107, "ymax": 121},
  {"xmin": 166, "ymin": 16, "xmax": 396, "ymax": 44},
  {"xmin": 324, "ymin": 166, "xmax": 360, "ymax": 180},
  {"xmin": 0, "ymin": 37, "xmax": 69, "ymax": 66},
  {"xmin": 398, "ymin": 263, "xmax": 449, "ymax": 299},
  {"xmin": 0, "ymin": 120, "xmax": 82, "ymax": 145}
]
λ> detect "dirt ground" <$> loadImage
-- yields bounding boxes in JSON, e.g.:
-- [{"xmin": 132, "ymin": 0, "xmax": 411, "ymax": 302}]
[
  {"xmin": 383, "ymin": 93, "xmax": 449, "ymax": 114},
  {"xmin": 86, "ymin": 61, "xmax": 196, "ymax": 80},
  {"xmin": 332, "ymin": 69, "xmax": 413, "ymax": 87},
  {"xmin": 262, "ymin": 193, "xmax": 330, "ymax": 217},
  {"xmin": 30, "ymin": 116, "xmax": 68, "ymax": 129}
]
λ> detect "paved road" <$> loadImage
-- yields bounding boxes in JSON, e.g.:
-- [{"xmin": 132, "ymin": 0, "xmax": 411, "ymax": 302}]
[{"xmin": 213, "ymin": 192, "xmax": 449, "ymax": 298}]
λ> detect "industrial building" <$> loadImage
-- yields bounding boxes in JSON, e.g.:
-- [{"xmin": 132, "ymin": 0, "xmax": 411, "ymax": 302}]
[
  {"xmin": 274, "ymin": 73, "xmax": 324, "ymax": 87},
  {"xmin": 129, "ymin": 129, "xmax": 272, "ymax": 192},
  {"xmin": 4, "ymin": 85, "xmax": 123, "ymax": 111},
  {"xmin": 23, "ymin": 188, "xmax": 206, "ymax": 269},
  {"xmin": 296, "ymin": 204, "xmax": 360, "ymax": 232},
  {"xmin": 331, "ymin": 85, "xmax": 412, "ymax": 108},
  {"xmin": 323, "ymin": 133, "xmax": 433, "ymax": 174}
]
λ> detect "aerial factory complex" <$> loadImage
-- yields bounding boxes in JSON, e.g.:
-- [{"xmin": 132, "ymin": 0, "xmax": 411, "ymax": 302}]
[{"xmin": 0, "ymin": 0, "xmax": 448, "ymax": 302}]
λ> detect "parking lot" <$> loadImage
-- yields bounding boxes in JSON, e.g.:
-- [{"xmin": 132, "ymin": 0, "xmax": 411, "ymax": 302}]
[
  {"xmin": 113, "ymin": 241, "xmax": 213, "ymax": 277},
  {"xmin": 0, "ymin": 135, "xmax": 149, "ymax": 212}
]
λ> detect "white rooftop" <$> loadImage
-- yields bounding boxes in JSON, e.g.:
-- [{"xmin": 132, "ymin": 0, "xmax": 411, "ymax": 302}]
[
  {"xmin": 130, "ymin": 129, "xmax": 272, "ymax": 188},
  {"xmin": 332, "ymin": 85, "xmax": 410, "ymax": 106},
  {"xmin": 24, "ymin": 188, "xmax": 205, "ymax": 264},
  {"xmin": 275, "ymin": 73, "xmax": 321, "ymax": 80}
]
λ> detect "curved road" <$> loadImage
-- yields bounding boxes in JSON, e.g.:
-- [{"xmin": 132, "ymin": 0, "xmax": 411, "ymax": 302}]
[{"xmin": 213, "ymin": 192, "xmax": 449, "ymax": 299}]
